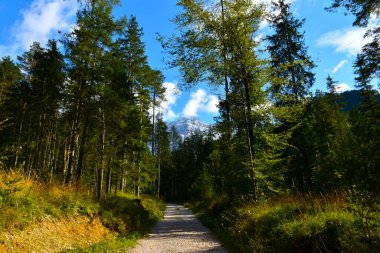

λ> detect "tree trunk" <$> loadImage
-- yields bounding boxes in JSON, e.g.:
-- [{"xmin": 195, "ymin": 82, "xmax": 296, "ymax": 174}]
[
  {"xmin": 65, "ymin": 119, "xmax": 78, "ymax": 186},
  {"xmin": 97, "ymin": 109, "xmax": 106, "ymax": 200},
  {"xmin": 242, "ymin": 71, "xmax": 258, "ymax": 202},
  {"xmin": 221, "ymin": 0, "xmax": 231, "ymax": 140},
  {"xmin": 76, "ymin": 117, "xmax": 88, "ymax": 187}
]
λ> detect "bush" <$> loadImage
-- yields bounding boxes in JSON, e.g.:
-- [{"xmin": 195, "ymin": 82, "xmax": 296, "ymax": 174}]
[
  {"xmin": 192, "ymin": 193, "xmax": 380, "ymax": 253},
  {"xmin": 100, "ymin": 193, "xmax": 164, "ymax": 235}
]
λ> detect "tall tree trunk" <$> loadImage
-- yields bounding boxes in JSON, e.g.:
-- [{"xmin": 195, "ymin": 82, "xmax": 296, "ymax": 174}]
[
  {"xmin": 76, "ymin": 117, "xmax": 88, "ymax": 187},
  {"xmin": 157, "ymin": 151, "xmax": 161, "ymax": 197},
  {"xmin": 221, "ymin": 0, "xmax": 231, "ymax": 140},
  {"xmin": 152, "ymin": 87, "xmax": 156, "ymax": 155},
  {"xmin": 24, "ymin": 116, "xmax": 32, "ymax": 174},
  {"xmin": 14, "ymin": 102, "xmax": 27, "ymax": 168},
  {"xmin": 65, "ymin": 119, "xmax": 78, "ymax": 186},
  {"xmin": 106, "ymin": 153, "xmax": 113, "ymax": 196},
  {"xmin": 242, "ymin": 72, "xmax": 258, "ymax": 202},
  {"xmin": 97, "ymin": 109, "xmax": 106, "ymax": 200}
]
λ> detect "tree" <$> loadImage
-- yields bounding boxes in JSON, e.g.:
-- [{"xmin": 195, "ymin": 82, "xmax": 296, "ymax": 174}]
[
  {"xmin": 267, "ymin": 0, "xmax": 315, "ymax": 105},
  {"xmin": 327, "ymin": 1, "xmax": 380, "ymax": 191},
  {"xmin": 116, "ymin": 16, "xmax": 163, "ymax": 197},
  {"xmin": 266, "ymin": 0, "xmax": 315, "ymax": 191},
  {"xmin": 155, "ymin": 116, "xmax": 172, "ymax": 197},
  {"xmin": 9, "ymin": 41, "xmax": 64, "ymax": 178},
  {"xmin": 327, "ymin": 0, "xmax": 379, "ymax": 88},
  {"xmin": 159, "ymin": 0, "xmax": 235, "ymax": 140},
  {"xmin": 161, "ymin": 0, "xmax": 266, "ymax": 201},
  {"xmin": 0, "ymin": 57, "xmax": 22, "ymax": 131},
  {"xmin": 326, "ymin": 0, "xmax": 379, "ymax": 27},
  {"xmin": 63, "ymin": 0, "xmax": 125, "ymax": 196}
]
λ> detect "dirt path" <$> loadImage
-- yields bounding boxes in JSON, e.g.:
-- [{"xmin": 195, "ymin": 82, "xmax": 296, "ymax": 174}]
[{"xmin": 129, "ymin": 203, "xmax": 227, "ymax": 253}]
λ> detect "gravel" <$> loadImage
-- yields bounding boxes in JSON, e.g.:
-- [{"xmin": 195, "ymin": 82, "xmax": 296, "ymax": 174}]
[{"xmin": 129, "ymin": 203, "xmax": 227, "ymax": 253}]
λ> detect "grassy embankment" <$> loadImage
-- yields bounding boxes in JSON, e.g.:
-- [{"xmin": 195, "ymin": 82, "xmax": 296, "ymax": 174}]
[
  {"xmin": 190, "ymin": 192, "xmax": 379, "ymax": 253},
  {"xmin": 0, "ymin": 170, "xmax": 165, "ymax": 252}
]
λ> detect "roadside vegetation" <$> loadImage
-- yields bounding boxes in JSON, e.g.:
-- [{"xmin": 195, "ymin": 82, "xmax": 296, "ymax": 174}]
[
  {"xmin": 190, "ymin": 192, "xmax": 379, "ymax": 253},
  {"xmin": 0, "ymin": 170, "xmax": 165, "ymax": 252}
]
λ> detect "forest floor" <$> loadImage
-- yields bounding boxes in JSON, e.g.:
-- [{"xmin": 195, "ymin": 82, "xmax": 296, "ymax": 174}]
[{"xmin": 129, "ymin": 204, "xmax": 227, "ymax": 253}]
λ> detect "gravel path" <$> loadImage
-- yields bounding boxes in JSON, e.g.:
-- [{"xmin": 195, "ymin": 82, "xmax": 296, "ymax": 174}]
[{"xmin": 129, "ymin": 203, "xmax": 227, "ymax": 253}]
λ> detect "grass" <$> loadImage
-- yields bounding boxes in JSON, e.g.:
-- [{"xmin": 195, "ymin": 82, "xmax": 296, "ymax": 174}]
[
  {"xmin": 61, "ymin": 235, "xmax": 139, "ymax": 253},
  {"xmin": 0, "ymin": 170, "xmax": 165, "ymax": 252},
  {"xmin": 0, "ymin": 170, "xmax": 99, "ymax": 231},
  {"xmin": 190, "ymin": 192, "xmax": 380, "ymax": 253}
]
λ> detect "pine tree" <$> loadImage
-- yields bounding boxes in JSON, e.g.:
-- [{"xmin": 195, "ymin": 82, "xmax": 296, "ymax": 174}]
[
  {"xmin": 115, "ymin": 16, "xmax": 164, "ymax": 197},
  {"xmin": 63, "ymin": 0, "xmax": 125, "ymax": 196},
  {"xmin": 12, "ymin": 41, "xmax": 64, "ymax": 178},
  {"xmin": 266, "ymin": 0, "xmax": 315, "ymax": 191},
  {"xmin": 0, "ymin": 57, "xmax": 22, "ymax": 131},
  {"xmin": 161, "ymin": 0, "xmax": 267, "ymax": 201},
  {"xmin": 267, "ymin": 0, "xmax": 315, "ymax": 105}
]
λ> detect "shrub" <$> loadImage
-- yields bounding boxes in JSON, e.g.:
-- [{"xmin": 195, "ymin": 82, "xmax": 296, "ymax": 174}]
[{"xmin": 192, "ymin": 193, "xmax": 380, "ymax": 253}]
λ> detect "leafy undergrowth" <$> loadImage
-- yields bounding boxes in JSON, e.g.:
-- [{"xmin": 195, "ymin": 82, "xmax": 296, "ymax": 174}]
[
  {"xmin": 190, "ymin": 192, "xmax": 379, "ymax": 253},
  {"xmin": 0, "ymin": 170, "xmax": 165, "ymax": 252}
]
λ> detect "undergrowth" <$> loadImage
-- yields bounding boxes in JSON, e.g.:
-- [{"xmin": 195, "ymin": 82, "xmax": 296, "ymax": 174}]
[
  {"xmin": 0, "ymin": 170, "xmax": 165, "ymax": 252},
  {"xmin": 0, "ymin": 170, "xmax": 98, "ymax": 231},
  {"xmin": 191, "ymin": 192, "xmax": 379, "ymax": 253}
]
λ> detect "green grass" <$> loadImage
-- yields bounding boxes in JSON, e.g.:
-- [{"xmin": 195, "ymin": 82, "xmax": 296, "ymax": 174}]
[
  {"xmin": 100, "ymin": 192, "xmax": 165, "ymax": 235},
  {"xmin": 190, "ymin": 193, "xmax": 379, "ymax": 253},
  {"xmin": 0, "ymin": 170, "xmax": 165, "ymax": 252},
  {"xmin": 61, "ymin": 234, "xmax": 139, "ymax": 253},
  {"xmin": 64, "ymin": 193, "xmax": 165, "ymax": 252},
  {"xmin": 0, "ymin": 171, "xmax": 99, "ymax": 231}
]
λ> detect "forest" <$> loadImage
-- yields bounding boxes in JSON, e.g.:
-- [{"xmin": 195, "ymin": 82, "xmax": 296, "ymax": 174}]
[{"xmin": 0, "ymin": 0, "xmax": 379, "ymax": 252}]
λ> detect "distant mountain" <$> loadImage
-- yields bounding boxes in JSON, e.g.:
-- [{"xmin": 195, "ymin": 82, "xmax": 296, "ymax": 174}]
[
  {"xmin": 167, "ymin": 117, "xmax": 209, "ymax": 139},
  {"xmin": 339, "ymin": 90, "xmax": 380, "ymax": 111}
]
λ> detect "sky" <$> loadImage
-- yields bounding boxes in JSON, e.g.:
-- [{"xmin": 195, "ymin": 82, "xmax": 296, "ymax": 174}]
[{"xmin": 0, "ymin": 0, "xmax": 377, "ymax": 124}]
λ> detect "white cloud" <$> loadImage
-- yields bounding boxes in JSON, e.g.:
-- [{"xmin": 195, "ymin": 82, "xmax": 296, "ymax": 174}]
[
  {"xmin": 317, "ymin": 27, "xmax": 371, "ymax": 56},
  {"xmin": 332, "ymin": 59, "xmax": 348, "ymax": 73},
  {"xmin": 205, "ymin": 95, "xmax": 219, "ymax": 114},
  {"xmin": 183, "ymin": 89, "xmax": 219, "ymax": 118},
  {"xmin": 336, "ymin": 83, "xmax": 351, "ymax": 93},
  {"xmin": 1, "ymin": 0, "xmax": 78, "ymax": 56},
  {"xmin": 158, "ymin": 82, "xmax": 181, "ymax": 121}
]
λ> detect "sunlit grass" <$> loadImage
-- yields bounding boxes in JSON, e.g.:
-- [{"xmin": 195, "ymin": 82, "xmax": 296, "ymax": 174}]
[
  {"xmin": 191, "ymin": 192, "xmax": 379, "ymax": 253},
  {"xmin": 0, "ymin": 170, "xmax": 165, "ymax": 252}
]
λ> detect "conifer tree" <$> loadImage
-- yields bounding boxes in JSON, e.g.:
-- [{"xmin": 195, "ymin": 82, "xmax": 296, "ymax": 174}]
[
  {"xmin": 12, "ymin": 41, "xmax": 64, "ymax": 178},
  {"xmin": 327, "ymin": 0, "xmax": 380, "ymax": 191},
  {"xmin": 267, "ymin": 0, "xmax": 315, "ymax": 105},
  {"xmin": 267, "ymin": 0, "xmax": 315, "ymax": 191},
  {"xmin": 0, "ymin": 57, "xmax": 22, "ymax": 131},
  {"xmin": 161, "ymin": 0, "xmax": 267, "ymax": 201},
  {"xmin": 63, "ymin": 0, "xmax": 125, "ymax": 196}
]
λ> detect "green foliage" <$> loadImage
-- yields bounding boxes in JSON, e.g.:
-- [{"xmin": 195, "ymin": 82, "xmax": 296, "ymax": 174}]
[
  {"xmin": 100, "ymin": 193, "xmax": 164, "ymax": 235},
  {"xmin": 190, "ymin": 168, "xmax": 214, "ymax": 200},
  {"xmin": 347, "ymin": 188, "xmax": 380, "ymax": 249},
  {"xmin": 0, "ymin": 172, "xmax": 100, "ymax": 231},
  {"xmin": 326, "ymin": 0, "xmax": 379, "ymax": 27},
  {"xmin": 0, "ymin": 171, "xmax": 165, "ymax": 252},
  {"xmin": 191, "ymin": 194, "xmax": 379, "ymax": 253},
  {"xmin": 0, "ymin": 171, "xmax": 23, "ymax": 206},
  {"xmin": 62, "ymin": 236, "xmax": 138, "ymax": 253},
  {"xmin": 267, "ymin": 0, "xmax": 315, "ymax": 104}
]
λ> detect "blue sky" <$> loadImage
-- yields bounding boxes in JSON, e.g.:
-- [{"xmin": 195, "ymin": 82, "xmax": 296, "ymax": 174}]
[{"xmin": 0, "ymin": 0, "xmax": 377, "ymax": 124}]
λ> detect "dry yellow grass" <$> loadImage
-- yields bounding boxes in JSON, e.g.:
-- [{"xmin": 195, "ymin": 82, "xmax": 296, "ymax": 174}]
[{"xmin": 0, "ymin": 215, "xmax": 111, "ymax": 253}]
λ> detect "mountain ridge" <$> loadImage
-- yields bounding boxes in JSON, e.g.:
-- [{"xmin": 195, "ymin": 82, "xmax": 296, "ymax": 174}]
[{"xmin": 167, "ymin": 117, "xmax": 209, "ymax": 139}]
